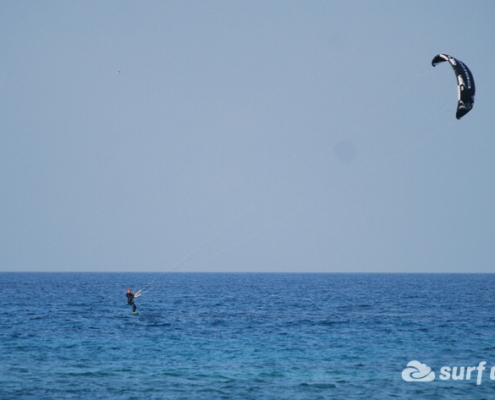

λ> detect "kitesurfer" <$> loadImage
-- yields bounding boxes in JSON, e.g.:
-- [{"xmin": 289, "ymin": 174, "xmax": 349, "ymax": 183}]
[{"xmin": 126, "ymin": 288, "xmax": 137, "ymax": 313}]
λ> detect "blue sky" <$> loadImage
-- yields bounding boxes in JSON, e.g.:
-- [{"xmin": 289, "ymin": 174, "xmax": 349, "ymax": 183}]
[{"xmin": 1, "ymin": 1, "xmax": 494, "ymax": 272}]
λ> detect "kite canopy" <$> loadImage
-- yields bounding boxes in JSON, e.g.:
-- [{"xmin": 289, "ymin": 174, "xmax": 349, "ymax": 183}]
[{"xmin": 431, "ymin": 54, "xmax": 475, "ymax": 120}]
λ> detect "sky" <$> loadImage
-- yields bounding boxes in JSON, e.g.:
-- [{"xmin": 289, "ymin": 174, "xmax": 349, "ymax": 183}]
[{"xmin": 1, "ymin": 1, "xmax": 495, "ymax": 273}]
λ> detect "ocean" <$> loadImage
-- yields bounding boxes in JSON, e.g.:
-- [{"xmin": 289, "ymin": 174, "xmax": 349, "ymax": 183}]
[{"xmin": 1, "ymin": 273, "xmax": 494, "ymax": 399}]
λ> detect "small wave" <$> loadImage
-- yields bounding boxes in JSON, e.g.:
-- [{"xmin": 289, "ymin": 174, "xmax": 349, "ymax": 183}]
[
  {"xmin": 318, "ymin": 319, "xmax": 350, "ymax": 326},
  {"xmin": 300, "ymin": 382, "xmax": 337, "ymax": 389}
]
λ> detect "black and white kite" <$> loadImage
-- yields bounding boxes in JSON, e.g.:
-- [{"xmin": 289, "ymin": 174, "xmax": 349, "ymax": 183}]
[{"xmin": 431, "ymin": 54, "xmax": 475, "ymax": 120}]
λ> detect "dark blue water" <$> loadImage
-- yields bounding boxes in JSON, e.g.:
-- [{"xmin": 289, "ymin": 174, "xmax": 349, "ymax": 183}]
[{"xmin": 1, "ymin": 273, "xmax": 495, "ymax": 399}]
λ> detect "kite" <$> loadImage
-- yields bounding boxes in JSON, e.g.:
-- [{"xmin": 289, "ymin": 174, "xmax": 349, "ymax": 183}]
[{"xmin": 431, "ymin": 54, "xmax": 475, "ymax": 119}]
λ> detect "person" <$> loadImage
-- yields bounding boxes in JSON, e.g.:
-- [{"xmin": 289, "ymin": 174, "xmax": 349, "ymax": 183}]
[{"xmin": 126, "ymin": 288, "xmax": 137, "ymax": 313}]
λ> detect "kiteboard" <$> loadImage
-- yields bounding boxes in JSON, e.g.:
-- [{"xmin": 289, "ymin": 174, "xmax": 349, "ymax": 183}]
[{"xmin": 132, "ymin": 312, "xmax": 139, "ymax": 316}]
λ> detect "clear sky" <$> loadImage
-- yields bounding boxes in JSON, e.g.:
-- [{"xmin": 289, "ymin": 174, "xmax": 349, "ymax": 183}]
[{"xmin": 1, "ymin": 1, "xmax": 494, "ymax": 273}]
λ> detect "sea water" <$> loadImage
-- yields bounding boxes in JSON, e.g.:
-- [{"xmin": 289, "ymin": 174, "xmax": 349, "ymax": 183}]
[{"xmin": 1, "ymin": 273, "xmax": 494, "ymax": 399}]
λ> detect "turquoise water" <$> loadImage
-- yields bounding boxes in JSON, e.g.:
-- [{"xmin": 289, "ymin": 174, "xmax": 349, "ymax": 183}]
[{"xmin": 1, "ymin": 273, "xmax": 495, "ymax": 399}]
